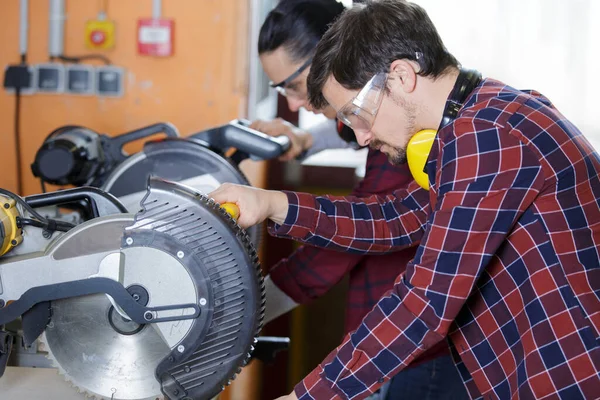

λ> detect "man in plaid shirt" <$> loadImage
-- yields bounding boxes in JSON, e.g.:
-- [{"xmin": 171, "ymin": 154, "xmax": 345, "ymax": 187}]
[
  {"xmin": 266, "ymin": 146, "xmax": 456, "ymax": 398},
  {"xmin": 254, "ymin": 1, "xmax": 460, "ymax": 398},
  {"xmin": 211, "ymin": 1, "xmax": 600, "ymax": 399}
]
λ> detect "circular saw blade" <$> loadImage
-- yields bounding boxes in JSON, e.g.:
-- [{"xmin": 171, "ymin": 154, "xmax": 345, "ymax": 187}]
[
  {"xmin": 40, "ymin": 178, "xmax": 265, "ymax": 400},
  {"xmin": 43, "ymin": 294, "xmax": 169, "ymax": 400}
]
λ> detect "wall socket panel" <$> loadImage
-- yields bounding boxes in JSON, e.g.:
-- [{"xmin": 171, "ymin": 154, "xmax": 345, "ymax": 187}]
[
  {"xmin": 66, "ymin": 64, "xmax": 95, "ymax": 95},
  {"xmin": 96, "ymin": 66, "xmax": 124, "ymax": 97},
  {"xmin": 35, "ymin": 63, "xmax": 65, "ymax": 94},
  {"xmin": 4, "ymin": 64, "xmax": 126, "ymax": 97}
]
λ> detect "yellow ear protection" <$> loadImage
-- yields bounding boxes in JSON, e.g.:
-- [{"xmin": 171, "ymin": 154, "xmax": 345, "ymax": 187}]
[
  {"xmin": 407, "ymin": 129, "xmax": 437, "ymax": 190},
  {"xmin": 407, "ymin": 68, "xmax": 483, "ymax": 190}
]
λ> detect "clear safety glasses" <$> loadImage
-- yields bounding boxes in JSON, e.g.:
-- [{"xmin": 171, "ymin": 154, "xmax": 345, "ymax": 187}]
[{"xmin": 337, "ymin": 72, "xmax": 389, "ymax": 133}]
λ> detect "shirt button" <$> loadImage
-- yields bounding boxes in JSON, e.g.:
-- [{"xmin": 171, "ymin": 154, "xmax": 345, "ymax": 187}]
[{"xmin": 378, "ymin": 378, "xmax": 385, "ymax": 383}]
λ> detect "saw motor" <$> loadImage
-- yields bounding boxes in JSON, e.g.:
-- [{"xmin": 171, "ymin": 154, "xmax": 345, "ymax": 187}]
[{"xmin": 0, "ymin": 195, "xmax": 22, "ymax": 257}]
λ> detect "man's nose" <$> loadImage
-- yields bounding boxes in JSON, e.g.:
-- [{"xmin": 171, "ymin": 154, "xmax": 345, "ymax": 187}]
[
  {"xmin": 286, "ymin": 97, "xmax": 306, "ymax": 113},
  {"xmin": 354, "ymin": 129, "xmax": 372, "ymax": 147}
]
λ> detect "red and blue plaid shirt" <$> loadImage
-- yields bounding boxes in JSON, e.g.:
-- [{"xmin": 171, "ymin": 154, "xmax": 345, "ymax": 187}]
[
  {"xmin": 269, "ymin": 79, "xmax": 600, "ymax": 399},
  {"xmin": 269, "ymin": 148, "xmax": 449, "ymax": 364}
]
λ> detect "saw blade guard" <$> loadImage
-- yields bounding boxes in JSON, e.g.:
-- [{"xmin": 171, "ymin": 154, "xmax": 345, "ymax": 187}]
[{"xmin": 134, "ymin": 177, "xmax": 266, "ymax": 399}]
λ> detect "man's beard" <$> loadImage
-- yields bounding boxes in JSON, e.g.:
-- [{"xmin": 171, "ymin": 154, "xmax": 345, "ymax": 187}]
[
  {"xmin": 370, "ymin": 139, "xmax": 407, "ymax": 165},
  {"xmin": 370, "ymin": 97, "xmax": 417, "ymax": 165}
]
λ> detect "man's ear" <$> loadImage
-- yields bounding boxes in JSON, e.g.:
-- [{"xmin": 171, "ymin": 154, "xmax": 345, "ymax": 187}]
[{"xmin": 389, "ymin": 59, "xmax": 418, "ymax": 94}]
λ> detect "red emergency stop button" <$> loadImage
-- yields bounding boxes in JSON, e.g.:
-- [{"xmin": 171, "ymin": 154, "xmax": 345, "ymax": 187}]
[{"xmin": 90, "ymin": 30, "xmax": 106, "ymax": 45}]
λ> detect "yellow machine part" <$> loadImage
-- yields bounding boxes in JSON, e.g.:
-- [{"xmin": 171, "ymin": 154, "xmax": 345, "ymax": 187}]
[
  {"xmin": 221, "ymin": 202, "xmax": 240, "ymax": 221},
  {"xmin": 0, "ymin": 195, "xmax": 23, "ymax": 256}
]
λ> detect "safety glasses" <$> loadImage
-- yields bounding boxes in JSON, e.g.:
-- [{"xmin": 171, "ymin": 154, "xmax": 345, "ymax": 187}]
[
  {"xmin": 269, "ymin": 57, "xmax": 312, "ymax": 99},
  {"xmin": 337, "ymin": 72, "xmax": 389, "ymax": 133}
]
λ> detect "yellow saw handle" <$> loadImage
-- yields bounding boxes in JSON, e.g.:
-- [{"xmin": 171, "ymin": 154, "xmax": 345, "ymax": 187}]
[{"xmin": 220, "ymin": 202, "xmax": 240, "ymax": 221}]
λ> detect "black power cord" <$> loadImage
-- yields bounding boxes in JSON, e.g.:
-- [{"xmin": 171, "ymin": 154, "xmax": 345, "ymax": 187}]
[
  {"xmin": 0, "ymin": 188, "xmax": 75, "ymax": 234},
  {"xmin": 0, "ymin": 188, "xmax": 46, "ymax": 221},
  {"xmin": 52, "ymin": 54, "xmax": 111, "ymax": 65},
  {"xmin": 18, "ymin": 217, "xmax": 74, "ymax": 233}
]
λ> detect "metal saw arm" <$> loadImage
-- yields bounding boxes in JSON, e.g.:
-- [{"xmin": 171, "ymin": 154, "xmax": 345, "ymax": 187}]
[{"xmin": 0, "ymin": 245, "xmax": 199, "ymax": 327}]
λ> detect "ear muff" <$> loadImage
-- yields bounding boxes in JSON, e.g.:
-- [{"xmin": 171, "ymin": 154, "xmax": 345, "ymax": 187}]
[
  {"xmin": 405, "ymin": 68, "xmax": 483, "ymax": 191},
  {"xmin": 407, "ymin": 129, "xmax": 436, "ymax": 190}
]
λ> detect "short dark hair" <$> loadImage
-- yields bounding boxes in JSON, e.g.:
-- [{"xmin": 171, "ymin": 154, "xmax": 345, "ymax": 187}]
[
  {"xmin": 258, "ymin": 0, "xmax": 346, "ymax": 63},
  {"xmin": 307, "ymin": 0, "xmax": 459, "ymax": 109}
]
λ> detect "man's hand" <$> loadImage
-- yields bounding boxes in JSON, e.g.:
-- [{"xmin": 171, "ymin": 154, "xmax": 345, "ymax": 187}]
[
  {"xmin": 250, "ymin": 118, "xmax": 313, "ymax": 161},
  {"xmin": 274, "ymin": 391, "xmax": 299, "ymax": 400},
  {"xmin": 209, "ymin": 183, "xmax": 289, "ymax": 229}
]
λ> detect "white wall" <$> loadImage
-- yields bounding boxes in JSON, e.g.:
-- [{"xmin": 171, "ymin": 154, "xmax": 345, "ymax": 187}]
[
  {"xmin": 300, "ymin": 0, "xmax": 600, "ymax": 171},
  {"xmin": 414, "ymin": 0, "xmax": 600, "ymax": 151}
]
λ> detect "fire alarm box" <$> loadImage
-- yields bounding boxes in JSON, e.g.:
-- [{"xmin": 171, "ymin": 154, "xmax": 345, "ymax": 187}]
[
  {"xmin": 137, "ymin": 18, "xmax": 174, "ymax": 57},
  {"xmin": 85, "ymin": 20, "xmax": 116, "ymax": 50}
]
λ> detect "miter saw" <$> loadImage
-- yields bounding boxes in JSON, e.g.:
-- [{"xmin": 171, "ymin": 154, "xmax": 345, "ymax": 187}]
[
  {"xmin": 30, "ymin": 120, "xmax": 290, "ymax": 246},
  {"xmin": 0, "ymin": 178, "xmax": 265, "ymax": 400}
]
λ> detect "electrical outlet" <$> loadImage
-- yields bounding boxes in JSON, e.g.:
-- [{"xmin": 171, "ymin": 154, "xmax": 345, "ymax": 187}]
[
  {"xmin": 96, "ymin": 66, "xmax": 124, "ymax": 97},
  {"xmin": 66, "ymin": 64, "xmax": 94, "ymax": 95},
  {"xmin": 35, "ymin": 63, "xmax": 65, "ymax": 93}
]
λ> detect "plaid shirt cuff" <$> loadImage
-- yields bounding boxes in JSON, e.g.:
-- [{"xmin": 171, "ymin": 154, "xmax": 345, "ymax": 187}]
[
  {"xmin": 295, "ymin": 366, "xmax": 345, "ymax": 400},
  {"xmin": 268, "ymin": 191, "xmax": 319, "ymax": 240}
]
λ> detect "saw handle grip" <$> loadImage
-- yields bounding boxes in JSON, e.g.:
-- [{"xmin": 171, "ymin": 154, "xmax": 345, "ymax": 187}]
[
  {"xmin": 220, "ymin": 203, "xmax": 240, "ymax": 221},
  {"xmin": 108, "ymin": 122, "xmax": 180, "ymax": 162},
  {"xmin": 226, "ymin": 119, "xmax": 291, "ymax": 158},
  {"xmin": 189, "ymin": 119, "xmax": 291, "ymax": 161}
]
